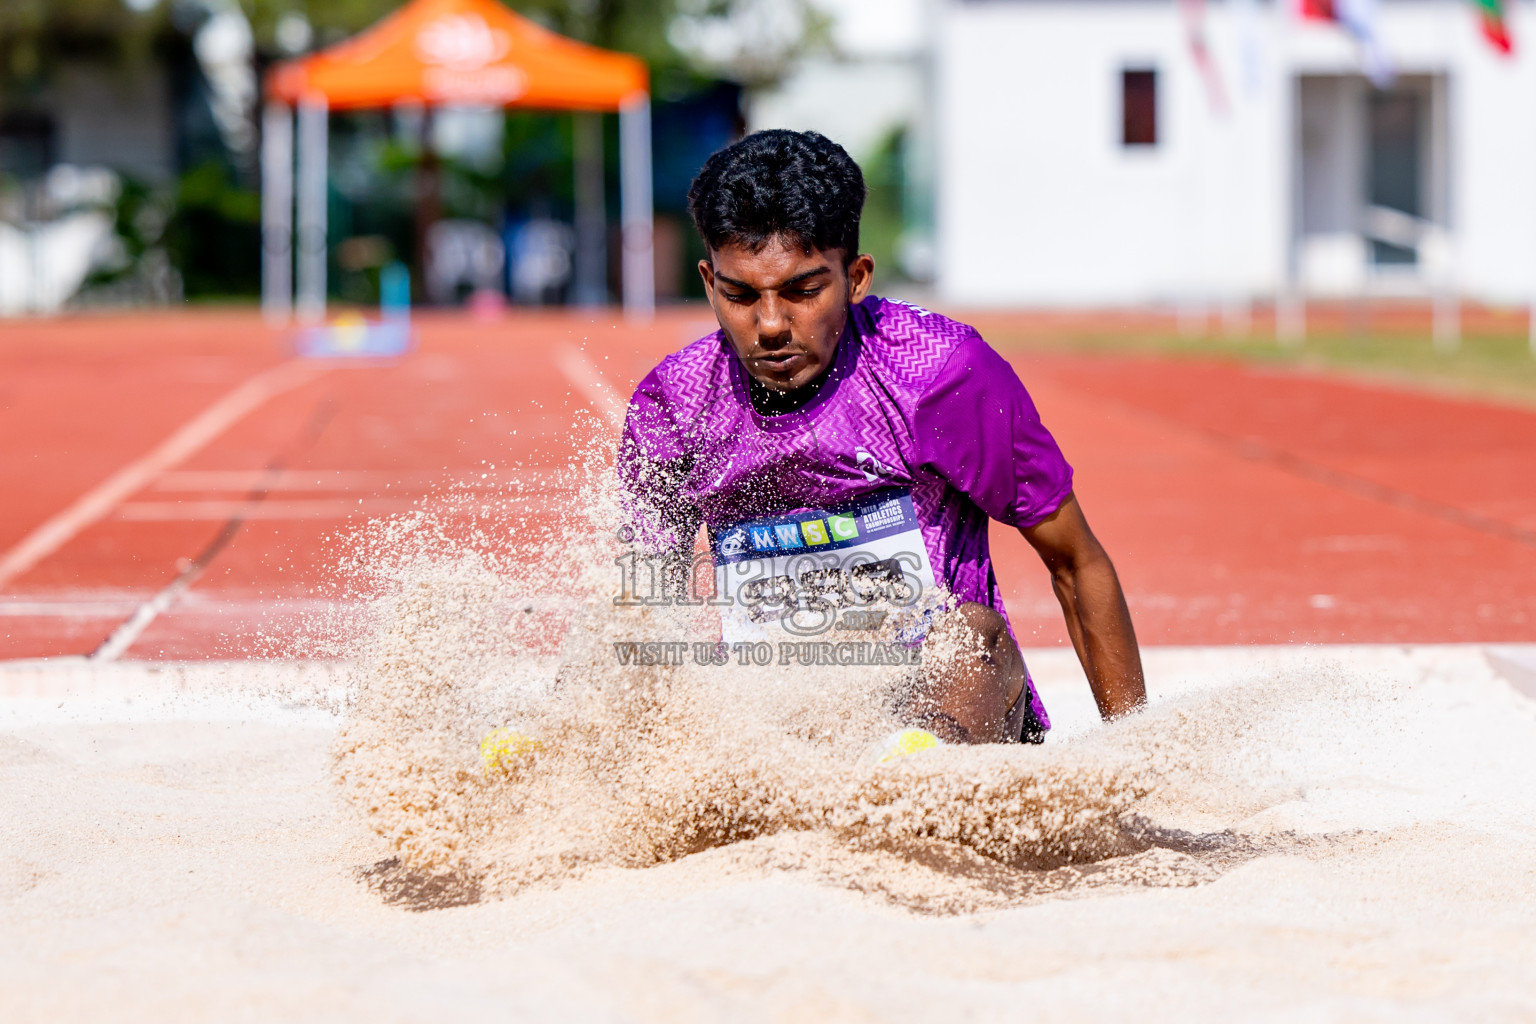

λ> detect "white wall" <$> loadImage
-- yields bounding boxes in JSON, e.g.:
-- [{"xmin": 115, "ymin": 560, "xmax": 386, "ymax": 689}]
[
  {"xmin": 1452, "ymin": 5, "xmax": 1536, "ymax": 304},
  {"xmin": 936, "ymin": 0, "xmax": 1536, "ymax": 307}
]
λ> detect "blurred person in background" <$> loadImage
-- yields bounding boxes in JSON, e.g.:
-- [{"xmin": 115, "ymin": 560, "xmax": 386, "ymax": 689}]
[{"xmin": 619, "ymin": 130, "xmax": 1145, "ymax": 751}]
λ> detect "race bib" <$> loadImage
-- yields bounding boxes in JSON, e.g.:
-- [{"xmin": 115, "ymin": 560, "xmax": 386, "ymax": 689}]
[{"xmin": 707, "ymin": 488, "xmax": 940, "ymax": 643}]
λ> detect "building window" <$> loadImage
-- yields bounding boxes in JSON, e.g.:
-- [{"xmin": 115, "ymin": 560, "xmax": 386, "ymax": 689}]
[{"xmin": 1121, "ymin": 69, "xmax": 1158, "ymax": 147}]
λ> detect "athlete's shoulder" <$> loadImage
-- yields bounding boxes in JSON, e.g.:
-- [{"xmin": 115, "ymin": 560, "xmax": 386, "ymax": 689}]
[
  {"xmin": 647, "ymin": 326, "xmax": 734, "ymax": 405},
  {"xmin": 855, "ymin": 295, "xmax": 984, "ymax": 389}
]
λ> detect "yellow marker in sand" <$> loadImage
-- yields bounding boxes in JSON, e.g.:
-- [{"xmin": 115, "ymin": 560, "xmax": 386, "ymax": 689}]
[
  {"xmin": 480, "ymin": 727, "xmax": 543, "ymax": 775},
  {"xmin": 875, "ymin": 727, "xmax": 941, "ymax": 764}
]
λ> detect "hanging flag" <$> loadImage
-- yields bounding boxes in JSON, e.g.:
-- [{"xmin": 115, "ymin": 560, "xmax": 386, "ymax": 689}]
[
  {"xmin": 1470, "ymin": 0, "xmax": 1513, "ymax": 53},
  {"xmin": 1181, "ymin": 0, "xmax": 1230, "ymax": 114},
  {"xmin": 1301, "ymin": 0, "xmax": 1395, "ymax": 87}
]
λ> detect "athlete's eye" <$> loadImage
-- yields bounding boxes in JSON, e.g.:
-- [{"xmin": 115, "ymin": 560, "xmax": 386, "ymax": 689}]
[{"xmin": 722, "ymin": 290, "xmax": 754, "ymax": 304}]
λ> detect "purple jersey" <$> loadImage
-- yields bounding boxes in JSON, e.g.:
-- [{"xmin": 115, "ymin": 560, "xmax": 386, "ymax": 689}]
[{"xmin": 619, "ymin": 296, "xmax": 1073, "ymax": 729}]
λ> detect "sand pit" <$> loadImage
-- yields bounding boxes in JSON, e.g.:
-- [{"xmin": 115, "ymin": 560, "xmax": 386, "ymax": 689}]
[{"xmin": 3, "ymin": 643, "xmax": 1535, "ymax": 1021}]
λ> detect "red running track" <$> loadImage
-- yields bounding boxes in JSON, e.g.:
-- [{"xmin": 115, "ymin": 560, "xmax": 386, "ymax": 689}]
[{"xmin": 1, "ymin": 308, "xmax": 1533, "ymax": 660}]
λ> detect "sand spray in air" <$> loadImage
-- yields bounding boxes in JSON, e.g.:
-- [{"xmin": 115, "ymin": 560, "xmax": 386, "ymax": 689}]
[{"xmin": 316, "ymin": 420, "xmax": 1536, "ymax": 911}]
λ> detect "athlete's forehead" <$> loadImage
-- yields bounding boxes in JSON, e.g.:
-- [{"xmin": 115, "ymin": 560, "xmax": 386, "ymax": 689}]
[{"xmin": 708, "ymin": 237, "xmax": 846, "ymax": 292}]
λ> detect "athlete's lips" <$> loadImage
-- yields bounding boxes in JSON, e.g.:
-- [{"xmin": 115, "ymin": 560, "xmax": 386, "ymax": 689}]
[{"xmin": 752, "ymin": 351, "xmax": 804, "ymax": 370}]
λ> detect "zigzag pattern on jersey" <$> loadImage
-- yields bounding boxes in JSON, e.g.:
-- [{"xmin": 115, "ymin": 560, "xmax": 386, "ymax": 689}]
[
  {"xmin": 653, "ymin": 320, "xmax": 914, "ymax": 517},
  {"xmin": 695, "ymin": 395, "xmax": 912, "ymax": 524},
  {"xmin": 804, "ymin": 331, "xmax": 910, "ymax": 490},
  {"xmin": 854, "ymin": 297, "xmax": 979, "ymax": 397},
  {"xmin": 849, "ymin": 298, "xmax": 1001, "ymax": 605},
  {"xmin": 653, "ymin": 329, "xmax": 736, "ymax": 449},
  {"xmin": 910, "ymin": 473, "xmax": 998, "ymax": 609},
  {"xmin": 654, "ymin": 298, "xmax": 977, "ymax": 436}
]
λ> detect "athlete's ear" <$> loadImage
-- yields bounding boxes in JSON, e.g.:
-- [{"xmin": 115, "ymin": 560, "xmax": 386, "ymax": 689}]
[
  {"xmin": 697, "ymin": 258, "xmax": 717, "ymax": 303},
  {"xmin": 846, "ymin": 253, "xmax": 875, "ymax": 304}
]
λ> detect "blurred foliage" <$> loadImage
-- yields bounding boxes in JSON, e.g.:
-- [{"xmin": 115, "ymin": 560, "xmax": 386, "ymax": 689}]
[
  {"xmin": 165, "ymin": 159, "xmax": 261, "ymax": 295},
  {"xmin": 0, "ymin": 0, "xmax": 819, "ymax": 84},
  {"xmin": 254, "ymin": 0, "xmax": 829, "ymax": 85},
  {"xmin": 859, "ymin": 127, "xmax": 906, "ymax": 285},
  {"xmin": 0, "ymin": 2, "xmax": 630, "ymax": 80},
  {"xmin": 86, "ymin": 160, "xmax": 261, "ymax": 298},
  {"xmin": 257, "ymin": 0, "xmax": 686, "ymax": 70},
  {"xmin": 97, "ymin": 175, "xmax": 171, "ymax": 270},
  {"xmin": 0, "ymin": 0, "xmax": 168, "ymax": 87},
  {"xmin": 8, "ymin": 0, "xmax": 774, "ymax": 301},
  {"xmin": 324, "ymin": 107, "xmax": 580, "ymax": 302}
]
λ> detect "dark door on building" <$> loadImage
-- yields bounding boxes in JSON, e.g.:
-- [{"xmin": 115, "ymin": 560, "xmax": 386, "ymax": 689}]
[{"xmin": 1368, "ymin": 89, "xmax": 1424, "ymax": 265}]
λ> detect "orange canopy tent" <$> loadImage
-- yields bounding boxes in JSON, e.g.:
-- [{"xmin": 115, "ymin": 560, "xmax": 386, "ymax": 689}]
[
  {"xmin": 266, "ymin": 0, "xmax": 646, "ymax": 111},
  {"xmin": 260, "ymin": 0, "xmax": 654, "ymax": 320}
]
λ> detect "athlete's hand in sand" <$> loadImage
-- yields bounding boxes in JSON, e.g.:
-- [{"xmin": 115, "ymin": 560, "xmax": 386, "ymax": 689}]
[
  {"xmin": 913, "ymin": 493, "xmax": 1144, "ymax": 743},
  {"xmin": 913, "ymin": 602, "xmax": 1033, "ymax": 744},
  {"xmin": 1021, "ymin": 492, "xmax": 1146, "ymax": 721}
]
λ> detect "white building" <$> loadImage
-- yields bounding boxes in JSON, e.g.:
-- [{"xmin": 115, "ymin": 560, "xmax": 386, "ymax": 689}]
[{"xmin": 934, "ymin": 0, "xmax": 1536, "ymax": 310}]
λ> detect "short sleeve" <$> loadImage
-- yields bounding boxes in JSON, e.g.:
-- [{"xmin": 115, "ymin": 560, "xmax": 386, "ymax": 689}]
[
  {"xmin": 913, "ymin": 333, "xmax": 1073, "ymax": 528},
  {"xmin": 618, "ymin": 367, "xmax": 701, "ymax": 551}
]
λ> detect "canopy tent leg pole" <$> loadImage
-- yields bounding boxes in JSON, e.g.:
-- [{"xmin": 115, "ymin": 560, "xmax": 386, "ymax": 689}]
[
  {"xmin": 260, "ymin": 102, "xmax": 294, "ymax": 325},
  {"xmin": 295, "ymin": 97, "xmax": 329, "ymax": 324},
  {"xmin": 619, "ymin": 94, "xmax": 654, "ymax": 322},
  {"xmin": 412, "ymin": 106, "xmax": 441, "ymax": 305},
  {"xmin": 572, "ymin": 112, "xmax": 607, "ymax": 306}
]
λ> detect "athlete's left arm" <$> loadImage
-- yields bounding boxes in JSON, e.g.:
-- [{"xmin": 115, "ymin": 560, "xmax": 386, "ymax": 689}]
[{"xmin": 1020, "ymin": 493, "xmax": 1146, "ymax": 720}]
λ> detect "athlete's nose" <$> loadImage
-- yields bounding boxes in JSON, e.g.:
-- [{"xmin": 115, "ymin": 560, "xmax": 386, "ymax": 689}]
[{"xmin": 756, "ymin": 293, "xmax": 793, "ymax": 348}]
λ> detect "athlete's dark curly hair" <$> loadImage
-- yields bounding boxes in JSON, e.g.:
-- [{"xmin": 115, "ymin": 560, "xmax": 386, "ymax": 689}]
[{"xmin": 687, "ymin": 129, "xmax": 866, "ymax": 263}]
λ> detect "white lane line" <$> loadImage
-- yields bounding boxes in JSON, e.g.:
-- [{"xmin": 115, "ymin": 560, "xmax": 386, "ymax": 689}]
[
  {"xmin": 116, "ymin": 498, "xmax": 420, "ymax": 521},
  {"xmin": 0, "ymin": 600, "xmax": 143, "ymax": 618},
  {"xmin": 94, "ymin": 454, "xmax": 298, "ymax": 662},
  {"xmin": 0, "ymin": 360, "xmax": 324, "ymax": 591},
  {"xmin": 151, "ymin": 469, "xmax": 410, "ymax": 492},
  {"xmin": 150, "ymin": 468, "xmax": 578, "ymax": 493},
  {"xmin": 91, "ymin": 575, "xmax": 199, "ymax": 662},
  {"xmin": 552, "ymin": 345, "xmax": 627, "ymax": 428}
]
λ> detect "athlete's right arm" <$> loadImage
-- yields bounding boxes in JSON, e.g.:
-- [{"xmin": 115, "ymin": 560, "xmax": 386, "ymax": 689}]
[
  {"xmin": 1021, "ymin": 493, "xmax": 1146, "ymax": 720},
  {"xmin": 912, "ymin": 332, "xmax": 1144, "ymax": 718}
]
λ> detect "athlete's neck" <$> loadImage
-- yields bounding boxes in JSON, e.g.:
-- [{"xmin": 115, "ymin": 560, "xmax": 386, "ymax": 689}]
[{"xmin": 748, "ymin": 355, "xmax": 834, "ymax": 416}]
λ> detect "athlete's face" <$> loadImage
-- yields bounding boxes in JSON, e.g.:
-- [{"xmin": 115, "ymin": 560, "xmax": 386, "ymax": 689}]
[{"xmin": 700, "ymin": 237, "xmax": 874, "ymax": 393}]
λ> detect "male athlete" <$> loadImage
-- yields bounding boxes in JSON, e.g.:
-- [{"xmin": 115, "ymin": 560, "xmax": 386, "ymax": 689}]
[{"xmin": 618, "ymin": 130, "xmax": 1145, "ymax": 746}]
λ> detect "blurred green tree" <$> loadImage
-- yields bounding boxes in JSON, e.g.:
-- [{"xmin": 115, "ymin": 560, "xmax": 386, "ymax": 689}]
[
  {"xmin": 0, "ymin": 1, "xmax": 165, "ymax": 87},
  {"xmin": 3, "ymin": 1, "xmax": 827, "ymax": 90},
  {"xmin": 6, "ymin": 0, "xmax": 822, "ymax": 302},
  {"xmin": 265, "ymin": 0, "xmax": 680, "ymax": 63}
]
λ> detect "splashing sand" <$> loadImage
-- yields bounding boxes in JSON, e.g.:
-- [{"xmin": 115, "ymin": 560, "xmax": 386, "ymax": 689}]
[
  {"xmin": 322, "ymin": 443, "xmax": 1153, "ymax": 912},
  {"xmin": 321, "ymin": 450, "xmax": 1536, "ymax": 918}
]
